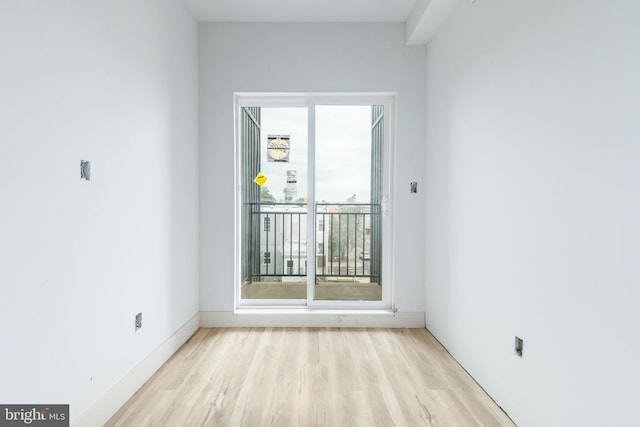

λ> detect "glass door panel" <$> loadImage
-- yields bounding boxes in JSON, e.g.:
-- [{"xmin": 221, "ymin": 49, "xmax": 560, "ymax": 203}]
[
  {"xmin": 240, "ymin": 107, "xmax": 308, "ymax": 300},
  {"xmin": 314, "ymin": 105, "xmax": 384, "ymax": 302}
]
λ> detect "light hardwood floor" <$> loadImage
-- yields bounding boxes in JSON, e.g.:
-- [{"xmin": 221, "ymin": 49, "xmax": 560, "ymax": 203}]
[{"xmin": 106, "ymin": 328, "xmax": 515, "ymax": 427}]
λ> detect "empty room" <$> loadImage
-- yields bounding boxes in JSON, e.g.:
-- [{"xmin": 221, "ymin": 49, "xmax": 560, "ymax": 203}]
[{"xmin": 1, "ymin": 0, "xmax": 638, "ymax": 426}]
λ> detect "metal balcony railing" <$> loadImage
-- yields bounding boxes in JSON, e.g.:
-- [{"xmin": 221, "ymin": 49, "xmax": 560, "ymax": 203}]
[{"xmin": 245, "ymin": 203, "xmax": 381, "ymax": 283}]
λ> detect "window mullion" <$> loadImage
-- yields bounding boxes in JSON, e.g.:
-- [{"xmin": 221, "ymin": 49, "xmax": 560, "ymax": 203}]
[{"xmin": 306, "ymin": 103, "xmax": 316, "ymax": 305}]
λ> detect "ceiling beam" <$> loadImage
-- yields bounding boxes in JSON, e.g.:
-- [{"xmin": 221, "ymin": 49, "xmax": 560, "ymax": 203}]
[{"xmin": 406, "ymin": 0, "xmax": 460, "ymax": 45}]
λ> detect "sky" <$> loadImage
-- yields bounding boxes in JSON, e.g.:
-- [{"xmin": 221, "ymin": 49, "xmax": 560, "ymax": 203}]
[{"xmin": 259, "ymin": 106, "xmax": 373, "ymax": 203}]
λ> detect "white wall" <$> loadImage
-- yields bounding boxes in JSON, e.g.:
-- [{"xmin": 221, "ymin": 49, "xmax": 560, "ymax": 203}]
[
  {"xmin": 199, "ymin": 23, "xmax": 427, "ymax": 312},
  {"xmin": 0, "ymin": 0, "xmax": 199, "ymax": 423},
  {"xmin": 425, "ymin": 1, "xmax": 640, "ymax": 426}
]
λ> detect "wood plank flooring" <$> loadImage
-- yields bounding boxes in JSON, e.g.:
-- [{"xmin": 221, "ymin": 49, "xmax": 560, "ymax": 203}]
[{"xmin": 106, "ymin": 328, "xmax": 514, "ymax": 427}]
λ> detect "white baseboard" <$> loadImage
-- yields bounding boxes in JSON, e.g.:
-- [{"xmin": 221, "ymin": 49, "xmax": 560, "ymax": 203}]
[
  {"xmin": 200, "ymin": 310, "xmax": 425, "ymax": 328},
  {"xmin": 72, "ymin": 313, "xmax": 200, "ymax": 427}
]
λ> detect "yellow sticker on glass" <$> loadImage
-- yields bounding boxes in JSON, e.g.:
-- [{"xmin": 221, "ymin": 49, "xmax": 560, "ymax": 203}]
[{"xmin": 254, "ymin": 173, "xmax": 268, "ymax": 186}]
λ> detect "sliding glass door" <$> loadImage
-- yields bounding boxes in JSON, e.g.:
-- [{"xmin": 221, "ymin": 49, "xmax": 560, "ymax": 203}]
[
  {"xmin": 240, "ymin": 106, "xmax": 309, "ymax": 301},
  {"xmin": 313, "ymin": 105, "xmax": 383, "ymax": 302},
  {"xmin": 236, "ymin": 95, "xmax": 392, "ymax": 308}
]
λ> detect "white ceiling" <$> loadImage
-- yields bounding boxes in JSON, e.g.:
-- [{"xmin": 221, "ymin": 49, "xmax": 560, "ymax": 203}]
[
  {"xmin": 183, "ymin": 0, "xmax": 418, "ymax": 23},
  {"xmin": 183, "ymin": 0, "xmax": 460, "ymax": 45}
]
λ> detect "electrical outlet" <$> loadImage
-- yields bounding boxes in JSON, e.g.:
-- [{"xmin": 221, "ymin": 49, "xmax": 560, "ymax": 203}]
[
  {"xmin": 135, "ymin": 312, "xmax": 142, "ymax": 331},
  {"xmin": 515, "ymin": 336, "xmax": 523, "ymax": 357},
  {"xmin": 80, "ymin": 160, "xmax": 91, "ymax": 180}
]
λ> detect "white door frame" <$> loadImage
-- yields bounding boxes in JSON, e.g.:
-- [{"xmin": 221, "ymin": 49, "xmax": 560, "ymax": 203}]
[{"xmin": 234, "ymin": 93, "xmax": 395, "ymax": 310}]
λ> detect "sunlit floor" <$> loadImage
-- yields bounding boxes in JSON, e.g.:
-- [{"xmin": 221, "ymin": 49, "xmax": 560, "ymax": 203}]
[{"xmin": 241, "ymin": 280, "xmax": 382, "ymax": 301}]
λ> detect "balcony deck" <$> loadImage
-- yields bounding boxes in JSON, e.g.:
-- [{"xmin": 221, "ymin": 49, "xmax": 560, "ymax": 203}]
[{"xmin": 241, "ymin": 280, "xmax": 381, "ymax": 301}]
